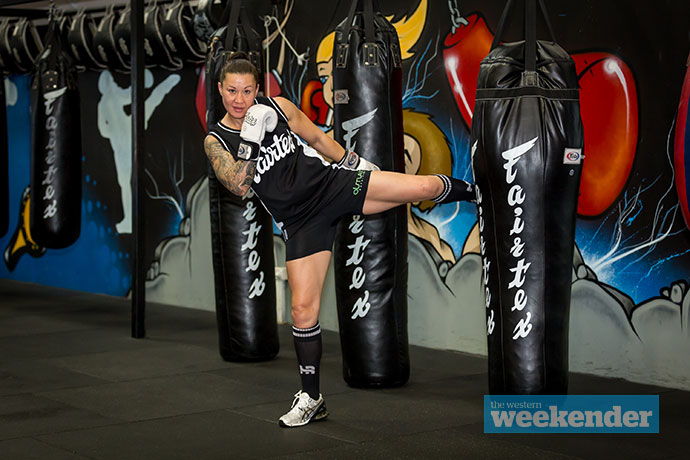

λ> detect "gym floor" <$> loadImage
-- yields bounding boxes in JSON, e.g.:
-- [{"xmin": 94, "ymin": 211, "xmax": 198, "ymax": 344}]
[{"xmin": 0, "ymin": 278, "xmax": 687, "ymax": 459}]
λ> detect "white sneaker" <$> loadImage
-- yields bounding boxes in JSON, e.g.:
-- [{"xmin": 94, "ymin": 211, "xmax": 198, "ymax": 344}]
[{"xmin": 278, "ymin": 391, "xmax": 329, "ymax": 427}]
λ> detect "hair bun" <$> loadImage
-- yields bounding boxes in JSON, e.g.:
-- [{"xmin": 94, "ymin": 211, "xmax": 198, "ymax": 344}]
[{"xmin": 229, "ymin": 51, "xmax": 249, "ymax": 61}]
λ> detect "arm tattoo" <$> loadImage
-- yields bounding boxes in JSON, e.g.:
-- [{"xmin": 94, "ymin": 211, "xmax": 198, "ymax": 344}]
[
  {"xmin": 242, "ymin": 163, "xmax": 256, "ymax": 188},
  {"xmin": 204, "ymin": 136, "xmax": 255, "ymax": 196}
]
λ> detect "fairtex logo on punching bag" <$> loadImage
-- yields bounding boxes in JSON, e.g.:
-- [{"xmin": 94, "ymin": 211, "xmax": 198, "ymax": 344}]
[
  {"xmin": 502, "ymin": 137, "xmax": 537, "ymax": 340},
  {"xmin": 476, "ymin": 184, "xmax": 494, "ymax": 336},
  {"xmin": 346, "ymin": 215, "xmax": 371, "ymax": 319},
  {"xmin": 241, "ymin": 189, "xmax": 265, "ymax": 299},
  {"xmin": 41, "ymin": 87, "xmax": 68, "ymax": 221}
]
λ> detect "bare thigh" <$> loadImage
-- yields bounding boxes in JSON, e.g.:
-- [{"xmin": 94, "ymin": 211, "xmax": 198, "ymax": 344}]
[
  {"xmin": 362, "ymin": 171, "xmax": 442, "ymax": 215},
  {"xmin": 285, "ymin": 250, "xmax": 333, "ymax": 328}
]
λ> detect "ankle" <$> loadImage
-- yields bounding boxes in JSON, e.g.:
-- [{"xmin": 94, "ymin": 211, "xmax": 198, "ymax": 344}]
[
  {"xmin": 431, "ymin": 174, "xmax": 476, "ymax": 204},
  {"xmin": 432, "ymin": 175, "xmax": 446, "ymax": 198},
  {"xmin": 431, "ymin": 174, "xmax": 453, "ymax": 203}
]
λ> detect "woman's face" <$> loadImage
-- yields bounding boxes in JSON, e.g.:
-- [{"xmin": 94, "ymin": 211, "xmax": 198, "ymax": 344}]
[{"xmin": 218, "ymin": 72, "xmax": 259, "ymax": 122}]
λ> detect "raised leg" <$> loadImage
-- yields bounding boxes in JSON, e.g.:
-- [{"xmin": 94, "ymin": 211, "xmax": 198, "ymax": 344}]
[{"xmin": 362, "ymin": 171, "xmax": 444, "ymax": 215}]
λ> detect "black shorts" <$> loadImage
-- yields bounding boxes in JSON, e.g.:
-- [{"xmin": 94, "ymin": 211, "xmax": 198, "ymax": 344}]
[{"xmin": 285, "ymin": 168, "xmax": 371, "ymax": 261}]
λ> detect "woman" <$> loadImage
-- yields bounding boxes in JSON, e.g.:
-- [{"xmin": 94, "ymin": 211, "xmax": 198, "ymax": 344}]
[{"xmin": 204, "ymin": 54, "xmax": 474, "ymax": 428}]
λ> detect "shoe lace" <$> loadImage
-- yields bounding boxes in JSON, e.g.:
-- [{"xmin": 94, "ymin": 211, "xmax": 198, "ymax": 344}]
[
  {"xmin": 290, "ymin": 391, "xmax": 312, "ymax": 414},
  {"xmin": 290, "ymin": 391, "xmax": 302, "ymax": 409}
]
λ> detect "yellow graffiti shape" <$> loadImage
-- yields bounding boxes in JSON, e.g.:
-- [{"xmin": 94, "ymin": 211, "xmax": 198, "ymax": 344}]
[
  {"xmin": 317, "ymin": 31, "xmax": 335, "ymax": 64},
  {"xmin": 4, "ymin": 186, "xmax": 46, "ymax": 271},
  {"xmin": 386, "ymin": 0, "xmax": 427, "ymax": 60}
]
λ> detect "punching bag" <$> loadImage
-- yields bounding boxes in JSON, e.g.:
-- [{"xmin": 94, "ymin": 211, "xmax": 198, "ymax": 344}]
[
  {"xmin": 93, "ymin": 5, "xmax": 130, "ymax": 73},
  {"xmin": 8, "ymin": 18, "xmax": 43, "ymax": 74},
  {"xmin": 113, "ymin": 5, "xmax": 132, "ymax": 70},
  {"xmin": 144, "ymin": 2, "xmax": 183, "ymax": 70},
  {"xmin": 206, "ymin": 1, "xmax": 278, "ymax": 362},
  {"xmin": 67, "ymin": 10, "xmax": 107, "ymax": 71},
  {"xmin": 0, "ymin": 19, "xmax": 17, "ymax": 74},
  {"xmin": 30, "ymin": 16, "xmax": 81, "ymax": 249},
  {"xmin": 161, "ymin": 0, "xmax": 207, "ymax": 65},
  {"xmin": 0, "ymin": 77, "xmax": 7, "ymax": 238},
  {"xmin": 332, "ymin": 0, "xmax": 409, "ymax": 387},
  {"xmin": 471, "ymin": 0, "xmax": 583, "ymax": 394}
]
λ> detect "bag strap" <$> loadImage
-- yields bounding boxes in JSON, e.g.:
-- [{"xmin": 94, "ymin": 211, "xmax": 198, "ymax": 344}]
[
  {"xmin": 525, "ymin": 0, "xmax": 537, "ymax": 72},
  {"xmin": 490, "ymin": 0, "xmax": 513, "ymax": 51},
  {"xmin": 490, "ymin": 0, "xmax": 556, "ymax": 53},
  {"xmin": 362, "ymin": 0, "xmax": 375, "ymax": 44},
  {"xmin": 223, "ymin": 0, "xmax": 242, "ymax": 49},
  {"xmin": 40, "ymin": 9, "xmax": 64, "ymax": 68},
  {"xmin": 340, "ymin": 0, "xmax": 379, "ymax": 41},
  {"xmin": 218, "ymin": 0, "xmax": 230, "ymax": 25},
  {"xmin": 489, "ymin": 0, "xmax": 557, "ymax": 78},
  {"xmin": 339, "ymin": 0, "xmax": 360, "ymax": 43},
  {"xmin": 239, "ymin": 6, "xmax": 261, "ymax": 51}
]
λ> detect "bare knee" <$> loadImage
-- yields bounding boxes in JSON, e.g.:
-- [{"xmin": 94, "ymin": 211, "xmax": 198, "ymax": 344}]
[{"xmin": 291, "ymin": 299, "xmax": 319, "ymax": 328}]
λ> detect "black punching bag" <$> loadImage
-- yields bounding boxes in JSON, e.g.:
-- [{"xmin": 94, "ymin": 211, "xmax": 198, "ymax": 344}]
[
  {"xmin": 332, "ymin": 0, "xmax": 409, "ymax": 387},
  {"xmin": 471, "ymin": 0, "xmax": 583, "ymax": 394},
  {"xmin": 206, "ymin": 1, "xmax": 278, "ymax": 362},
  {"xmin": 30, "ymin": 16, "xmax": 81, "ymax": 249},
  {"xmin": 0, "ymin": 77, "xmax": 7, "ymax": 238}
]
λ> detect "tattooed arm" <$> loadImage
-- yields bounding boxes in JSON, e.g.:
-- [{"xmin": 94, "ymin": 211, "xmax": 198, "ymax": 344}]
[{"xmin": 204, "ymin": 135, "xmax": 256, "ymax": 196}]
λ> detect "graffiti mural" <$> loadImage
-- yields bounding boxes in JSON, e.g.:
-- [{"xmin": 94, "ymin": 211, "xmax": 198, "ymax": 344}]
[{"xmin": 0, "ymin": 68, "xmax": 208, "ymax": 297}]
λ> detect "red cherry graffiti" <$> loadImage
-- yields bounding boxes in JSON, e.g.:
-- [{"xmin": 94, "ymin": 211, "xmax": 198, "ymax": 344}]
[
  {"xmin": 442, "ymin": 14, "xmax": 494, "ymax": 128},
  {"xmin": 573, "ymin": 53, "xmax": 638, "ymax": 217},
  {"xmin": 673, "ymin": 51, "xmax": 690, "ymax": 230},
  {"xmin": 301, "ymin": 79, "xmax": 329, "ymax": 125},
  {"xmin": 195, "ymin": 65, "xmax": 207, "ymax": 132}
]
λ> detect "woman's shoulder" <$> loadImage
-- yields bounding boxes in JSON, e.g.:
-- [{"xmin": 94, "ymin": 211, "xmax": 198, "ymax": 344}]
[
  {"xmin": 257, "ymin": 96, "xmax": 292, "ymax": 122},
  {"xmin": 256, "ymin": 95, "xmax": 289, "ymax": 107}
]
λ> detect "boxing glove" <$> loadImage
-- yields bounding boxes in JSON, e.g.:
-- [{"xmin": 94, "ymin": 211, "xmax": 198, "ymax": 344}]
[
  {"xmin": 238, "ymin": 104, "xmax": 278, "ymax": 161},
  {"xmin": 338, "ymin": 149, "xmax": 381, "ymax": 171}
]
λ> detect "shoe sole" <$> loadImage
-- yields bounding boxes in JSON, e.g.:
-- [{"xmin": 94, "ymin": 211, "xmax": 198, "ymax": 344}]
[{"xmin": 278, "ymin": 404, "xmax": 329, "ymax": 428}]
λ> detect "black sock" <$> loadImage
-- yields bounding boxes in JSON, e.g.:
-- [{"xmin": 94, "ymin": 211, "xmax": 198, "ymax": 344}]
[
  {"xmin": 293, "ymin": 322, "xmax": 322, "ymax": 400},
  {"xmin": 432, "ymin": 174, "xmax": 476, "ymax": 203}
]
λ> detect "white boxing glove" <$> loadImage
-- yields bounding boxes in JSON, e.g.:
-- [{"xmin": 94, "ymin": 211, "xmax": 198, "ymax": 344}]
[
  {"xmin": 237, "ymin": 104, "xmax": 279, "ymax": 161},
  {"xmin": 337, "ymin": 149, "xmax": 381, "ymax": 171}
]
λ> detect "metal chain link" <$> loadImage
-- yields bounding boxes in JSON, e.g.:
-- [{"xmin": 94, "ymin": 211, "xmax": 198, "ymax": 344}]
[{"xmin": 448, "ymin": 0, "xmax": 468, "ymax": 34}]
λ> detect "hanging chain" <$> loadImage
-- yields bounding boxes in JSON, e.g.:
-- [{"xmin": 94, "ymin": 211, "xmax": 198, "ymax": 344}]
[{"xmin": 448, "ymin": 0, "xmax": 468, "ymax": 34}]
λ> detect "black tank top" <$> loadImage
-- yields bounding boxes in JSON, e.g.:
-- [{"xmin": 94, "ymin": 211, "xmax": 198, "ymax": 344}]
[{"xmin": 207, "ymin": 96, "xmax": 342, "ymax": 235}]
